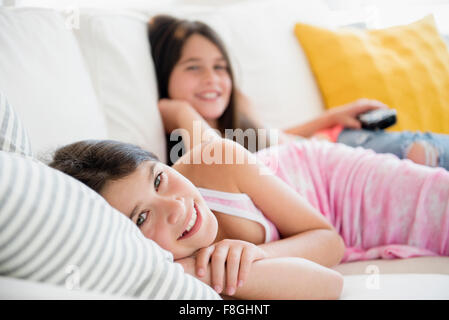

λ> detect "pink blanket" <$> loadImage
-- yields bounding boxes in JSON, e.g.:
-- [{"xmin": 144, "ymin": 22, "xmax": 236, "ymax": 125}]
[{"xmin": 256, "ymin": 140, "xmax": 449, "ymax": 262}]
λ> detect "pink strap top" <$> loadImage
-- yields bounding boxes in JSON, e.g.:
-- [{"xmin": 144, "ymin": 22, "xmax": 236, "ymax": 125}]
[{"xmin": 197, "ymin": 187, "xmax": 280, "ymax": 243}]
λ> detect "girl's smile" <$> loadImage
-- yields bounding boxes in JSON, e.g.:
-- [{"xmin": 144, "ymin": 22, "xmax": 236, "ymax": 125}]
[{"xmin": 178, "ymin": 201, "xmax": 202, "ymax": 240}]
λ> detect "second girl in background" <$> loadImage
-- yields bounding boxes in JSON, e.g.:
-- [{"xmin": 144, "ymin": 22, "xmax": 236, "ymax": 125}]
[{"xmin": 148, "ymin": 14, "xmax": 449, "ymax": 169}]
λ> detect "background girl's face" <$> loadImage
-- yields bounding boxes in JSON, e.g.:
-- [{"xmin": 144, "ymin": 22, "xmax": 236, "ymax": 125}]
[
  {"xmin": 168, "ymin": 34, "xmax": 232, "ymax": 123},
  {"xmin": 100, "ymin": 161, "xmax": 218, "ymax": 259}
]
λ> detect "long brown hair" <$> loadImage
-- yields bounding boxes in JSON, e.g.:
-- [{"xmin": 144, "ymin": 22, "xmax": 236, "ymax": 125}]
[
  {"xmin": 148, "ymin": 14, "xmax": 238, "ymax": 134},
  {"xmin": 49, "ymin": 140, "xmax": 159, "ymax": 193}
]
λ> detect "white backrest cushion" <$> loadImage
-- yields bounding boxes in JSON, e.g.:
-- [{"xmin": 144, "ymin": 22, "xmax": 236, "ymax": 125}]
[
  {"xmin": 0, "ymin": 8, "xmax": 108, "ymax": 160},
  {"xmin": 148, "ymin": 0, "xmax": 332, "ymax": 129},
  {"xmin": 75, "ymin": 9, "xmax": 167, "ymax": 163},
  {"xmin": 0, "ymin": 151, "xmax": 220, "ymax": 300}
]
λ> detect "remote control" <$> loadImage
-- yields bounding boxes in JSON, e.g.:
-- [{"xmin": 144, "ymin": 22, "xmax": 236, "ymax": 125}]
[{"xmin": 357, "ymin": 108, "xmax": 397, "ymax": 130}]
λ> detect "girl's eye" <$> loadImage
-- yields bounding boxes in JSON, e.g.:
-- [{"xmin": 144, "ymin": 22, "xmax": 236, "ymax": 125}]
[
  {"xmin": 186, "ymin": 65, "xmax": 199, "ymax": 71},
  {"xmin": 215, "ymin": 65, "xmax": 227, "ymax": 70},
  {"xmin": 136, "ymin": 211, "xmax": 148, "ymax": 227},
  {"xmin": 154, "ymin": 172, "xmax": 162, "ymax": 191}
]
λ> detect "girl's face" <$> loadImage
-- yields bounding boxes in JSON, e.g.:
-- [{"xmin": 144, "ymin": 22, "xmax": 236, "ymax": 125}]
[
  {"xmin": 100, "ymin": 161, "xmax": 218, "ymax": 259},
  {"xmin": 168, "ymin": 34, "xmax": 232, "ymax": 123}
]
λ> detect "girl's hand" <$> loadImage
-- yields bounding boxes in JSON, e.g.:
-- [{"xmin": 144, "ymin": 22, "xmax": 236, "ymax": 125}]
[
  {"xmin": 158, "ymin": 98, "xmax": 193, "ymax": 133},
  {"xmin": 194, "ymin": 239, "xmax": 267, "ymax": 296},
  {"xmin": 326, "ymin": 98, "xmax": 389, "ymax": 129}
]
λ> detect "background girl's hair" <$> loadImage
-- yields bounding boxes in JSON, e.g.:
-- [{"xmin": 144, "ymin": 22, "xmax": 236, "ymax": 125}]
[
  {"xmin": 148, "ymin": 14, "xmax": 237, "ymax": 133},
  {"xmin": 49, "ymin": 140, "xmax": 159, "ymax": 193}
]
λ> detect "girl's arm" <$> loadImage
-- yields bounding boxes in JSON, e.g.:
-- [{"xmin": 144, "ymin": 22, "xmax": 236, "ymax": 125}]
[
  {"xmin": 283, "ymin": 114, "xmax": 334, "ymax": 138},
  {"xmin": 284, "ymin": 99, "xmax": 389, "ymax": 137},
  {"xmin": 178, "ymin": 255, "xmax": 343, "ymax": 300},
  {"xmin": 221, "ymin": 139, "xmax": 346, "ymax": 267}
]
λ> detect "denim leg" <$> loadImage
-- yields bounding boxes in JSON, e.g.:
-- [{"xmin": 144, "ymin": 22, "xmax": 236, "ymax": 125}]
[{"xmin": 337, "ymin": 129, "xmax": 449, "ymax": 170}]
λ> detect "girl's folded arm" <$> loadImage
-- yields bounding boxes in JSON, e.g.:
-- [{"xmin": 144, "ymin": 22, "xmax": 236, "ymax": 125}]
[{"xmin": 178, "ymin": 255, "xmax": 344, "ymax": 300}]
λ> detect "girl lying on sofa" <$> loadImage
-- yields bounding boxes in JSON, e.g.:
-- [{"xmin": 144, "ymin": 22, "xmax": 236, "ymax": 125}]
[
  {"xmin": 49, "ymin": 103, "xmax": 449, "ymax": 299},
  {"xmin": 148, "ymin": 15, "xmax": 449, "ymax": 169}
]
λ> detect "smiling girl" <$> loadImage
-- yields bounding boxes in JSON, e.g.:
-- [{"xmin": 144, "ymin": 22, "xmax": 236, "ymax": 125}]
[{"xmin": 49, "ymin": 135, "xmax": 346, "ymax": 299}]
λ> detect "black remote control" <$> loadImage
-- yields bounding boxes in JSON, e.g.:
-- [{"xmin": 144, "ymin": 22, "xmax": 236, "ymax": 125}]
[{"xmin": 357, "ymin": 109, "xmax": 397, "ymax": 130}]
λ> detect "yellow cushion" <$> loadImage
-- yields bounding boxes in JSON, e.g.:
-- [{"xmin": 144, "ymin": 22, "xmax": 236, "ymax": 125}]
[{"xmin": 294, "ymin": 16, "xmax": 449, "ymax": 133}]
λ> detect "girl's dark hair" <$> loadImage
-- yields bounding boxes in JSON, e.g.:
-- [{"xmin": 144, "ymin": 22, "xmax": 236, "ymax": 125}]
[
  {"xmin": 49, "ymin": 140, "xmax": 159, "ymax": 193},
  {"xmin": 148, "ymin": 14, "xmax": 238, "ymax": 134}
]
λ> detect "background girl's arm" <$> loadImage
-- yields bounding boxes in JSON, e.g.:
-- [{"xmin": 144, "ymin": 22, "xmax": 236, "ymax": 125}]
[
  {"xmin": 283, "ymin": 114, "xmax": 335, "ymax": 138},
  {"xmin": 178, "ymin": 255, "xmax": 343, "ymax": 300},
  {"xmin": 284, "ymin": 99, "xmax": 388, "ymax": 137}
]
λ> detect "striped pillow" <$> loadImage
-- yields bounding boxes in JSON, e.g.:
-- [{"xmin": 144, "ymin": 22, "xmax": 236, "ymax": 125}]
[
  {"xmin": 0, "ymin": 151, "xmax": 220, "ymax": 299},
  {"xmin": 0, "ymin": 92, "xmax": 33, "ymax": 157}
]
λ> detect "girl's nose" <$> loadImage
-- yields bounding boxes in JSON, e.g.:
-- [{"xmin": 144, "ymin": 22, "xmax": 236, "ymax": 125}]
[
  {"xmin": 203, "ymin": 68, "xmax": 219, "ymax": 84},
  {"xmin": 160, "ymin": 196, "xmax": 186, "ymax": 225}
]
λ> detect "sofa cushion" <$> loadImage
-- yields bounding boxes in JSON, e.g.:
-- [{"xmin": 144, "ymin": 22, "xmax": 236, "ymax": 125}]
[
  {"xmin": 341, "ymin": 273, "xmax": 449, "ymax": 299},
  {"xmin": 0, "ymin": 150, "xmax": 220, "ymax": 300},
  {"xmin": 74, "ymin": 9, "xmax": 167, "ymax": 163},
  {"xmin": 333, "ymin": 256, "xmax": 449, "ymax": 276},
  {"xmin": 294, "ymin": 15, "xmax": 449, "ymax": 133},
  {"xmin": 0, "ymin": 92, "xmax": 33, "ymax": 157},
  {"xmin": 0, "ymin": 7, "xmax": 108, "ymax": 160}
]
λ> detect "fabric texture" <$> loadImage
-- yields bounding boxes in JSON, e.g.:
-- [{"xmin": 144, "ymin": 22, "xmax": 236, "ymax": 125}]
[
  {"xmin": 294, "ymin": 15, "xmax": 449, "ymax": 133},
  {"xmin": 256, "ymin": 140, "xmax": 449, "ymax": 262},
  {"xmin": 197, "ymin": 187, "xmax": 280, "ymax": 243},
  {"xmin": 0, "ymin": 92, "xmax": 33, "ymax": 157}
]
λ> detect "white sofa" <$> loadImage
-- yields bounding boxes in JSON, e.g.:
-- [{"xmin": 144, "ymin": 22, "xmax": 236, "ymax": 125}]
[{"xmin": 0, "ymin": 0, "xmax": 448, "ymax": 300}]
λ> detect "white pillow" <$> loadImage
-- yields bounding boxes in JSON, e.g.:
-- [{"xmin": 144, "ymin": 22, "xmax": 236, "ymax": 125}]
[
  {"xmin": 0, "ymin": 151, "xmax": 220, "ymax": 300},
  {"xmin": 0, "ymin": 7, "xmax": 108, "ymax": 160},
  {"xmin": 74, "ymin": 9, "xmax": 167, "ymax": 163},
  {"xmin": 0, "ymin": 92, "xmax": 33, "ymax": 158}
]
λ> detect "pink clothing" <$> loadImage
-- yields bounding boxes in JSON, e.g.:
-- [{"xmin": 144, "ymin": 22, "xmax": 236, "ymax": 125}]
[
  {"xmin": 201, "ymin": 139, "xmax": 449, "ymax": 262},
  {"xmin": 255, "ymin": 139, "xmax": 449, "ymax": 262},
  {"xmin": 198, "ymin": 187, "xmax": 280, "ymax": 243},
  {"xmin": 314, "ymin": 124, "xmax": 344, "ymax": 142}
]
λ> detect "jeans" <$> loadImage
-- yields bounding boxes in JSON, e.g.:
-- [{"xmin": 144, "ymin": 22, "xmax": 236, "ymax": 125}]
[{"xmin": 337, "ymin": 129, "xmax": 449, "ymax": 170}]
